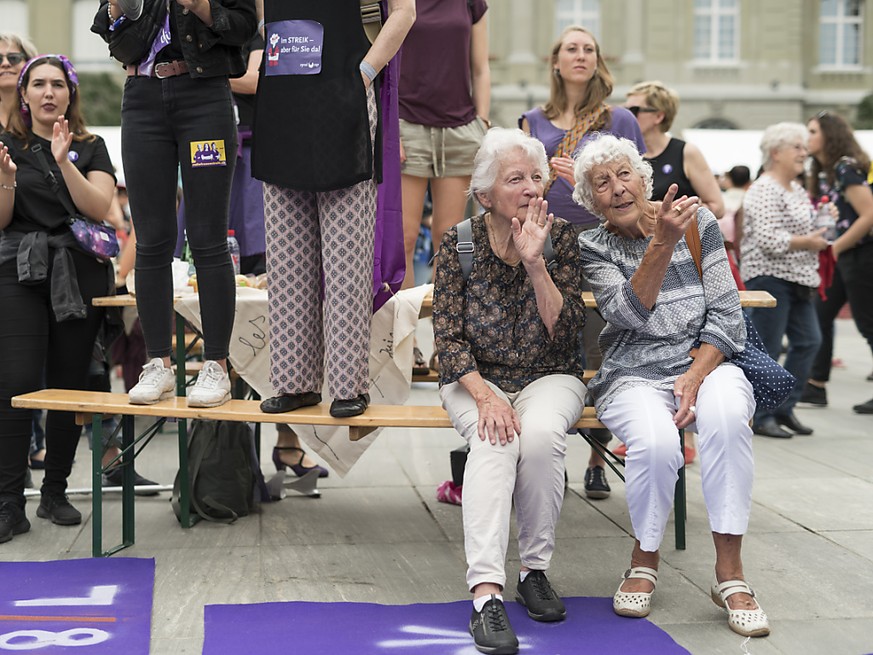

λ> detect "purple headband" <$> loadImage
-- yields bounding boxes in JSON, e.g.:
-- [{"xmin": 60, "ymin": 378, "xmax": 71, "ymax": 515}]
[{"xmin": 17, "ymin": 54, "xmax": 79, "ymax": 123}]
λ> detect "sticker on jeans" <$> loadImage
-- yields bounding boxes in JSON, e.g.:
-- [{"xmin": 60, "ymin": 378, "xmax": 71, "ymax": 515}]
[
  {"xmin": 264, "ymin": 20, "xmax": 324, "ymax": 76},
  {"xmin": 190, "ymin": 140, "xmax": 227, "ymax": 168}
]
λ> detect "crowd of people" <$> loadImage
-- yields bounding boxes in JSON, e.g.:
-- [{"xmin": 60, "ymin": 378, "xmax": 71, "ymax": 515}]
[{"xmin": 1, "ymin": 6, "xmax": 873, "ymax": 655}]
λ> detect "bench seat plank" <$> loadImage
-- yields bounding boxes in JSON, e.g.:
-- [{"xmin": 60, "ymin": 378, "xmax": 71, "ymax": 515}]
[{"xmin": 12, "ymin": 390, "xmax": 605, "ymax": 441}]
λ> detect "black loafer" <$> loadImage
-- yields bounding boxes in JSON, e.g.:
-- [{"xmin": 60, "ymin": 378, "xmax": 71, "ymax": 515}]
[
  {"xmin": 775, "ymin": 411, "xmax": 813, "ymax": 435},
  {"xmin": 330, "ymin": 393, "xmax": 369, "ymax": 418},
  {"xmin": 259, "ymin": 392, "xmax": 321, "ymax": 414},
  {"xmin": 752, "ymin": 417, "xmax": 793, "ymax": 439}
]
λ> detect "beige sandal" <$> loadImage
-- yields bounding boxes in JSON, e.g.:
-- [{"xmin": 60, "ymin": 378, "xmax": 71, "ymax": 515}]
[
  {"xmin": 613, "ymin": 566, "xmax": 658, "ymax": 618},
  {"xmin": 710, "ymin": 577, "xmax": 770, "ymax": 637}
]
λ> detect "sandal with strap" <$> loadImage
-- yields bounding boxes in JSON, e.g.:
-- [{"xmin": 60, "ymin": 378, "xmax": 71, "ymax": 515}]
[
  {"xmin": 412, "ymin": 346, "xmax": 430, "ymax": 376},
  {"xmin": 272, "ymin": 446, "xmax": 329, "ymax": 479},
  {"xmin": 613, "ymin": 566, "xmax": 658, "ymax": 618},
  {"xmin": 710, "ymin": 577, "xmax": 770, "ymax": 637}
]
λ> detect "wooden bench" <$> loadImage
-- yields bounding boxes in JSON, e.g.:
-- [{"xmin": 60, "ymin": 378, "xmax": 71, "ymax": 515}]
[{"xmin": 12, "ymin": 388, "xmax": 688, "ymax": 557}]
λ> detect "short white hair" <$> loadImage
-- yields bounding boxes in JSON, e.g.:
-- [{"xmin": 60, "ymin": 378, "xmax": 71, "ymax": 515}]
[
  {"xmin": 572, "ymin": 134, "xmax": 653, "ymax": 217},
  {"xmin": 759, "ymin": 122, "xmax": 808, "ymax": 171},
  {"xmin": 469, "ymin": 128, "xmax": 549, "ymax": 199}
]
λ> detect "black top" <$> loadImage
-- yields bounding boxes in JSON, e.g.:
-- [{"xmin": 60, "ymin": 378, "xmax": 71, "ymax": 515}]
[
  {"xmin": 235, "ymin": 33, "xmax": 265, "ymax": 129},
  {"xmin": 251, "ymin": 0, "xmax": 377, "ymax": 191},
  {"xmin": 0, "ymin": 133, "xmax": 115, "ymax": 233},
  {"xmin": 92, "ymin": 0, "xmax": 256, "ymax": 79},
  {"xmin": 832, "ymin": 157, "xmax": 873, "ymax": 248},
  {"xmin": 647, "ymin": 137, "xmax": 695, "ymax": 202}
]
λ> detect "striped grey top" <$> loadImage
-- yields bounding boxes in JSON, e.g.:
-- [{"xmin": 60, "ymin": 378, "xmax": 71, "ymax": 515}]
[{"xmin": 579, "ymin": 208, "xmax": 746, "ymax": 417}]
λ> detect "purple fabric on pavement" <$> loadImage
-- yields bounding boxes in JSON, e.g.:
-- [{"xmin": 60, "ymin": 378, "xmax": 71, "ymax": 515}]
[
  {"xmin": 203, "ymin": 597, "xmax": 690, "ymax": 654},
  {"xmin": 0, "ymin": 558, "xmax": 154, "ymax": 654}
]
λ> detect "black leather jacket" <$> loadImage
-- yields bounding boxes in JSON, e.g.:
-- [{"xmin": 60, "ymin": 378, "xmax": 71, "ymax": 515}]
[{"xmin": 92, "ymin": 0, "xmax": 257, "ymax": 78}]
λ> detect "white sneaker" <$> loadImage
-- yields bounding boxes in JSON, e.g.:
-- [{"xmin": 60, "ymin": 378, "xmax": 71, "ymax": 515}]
[
  {"xmin": 187, "ymin": 360, "xmax": 231, "ymax": 408},
  {"xmin": 128, "ymin": 358, "xmax": 175, "ymax": 405}
]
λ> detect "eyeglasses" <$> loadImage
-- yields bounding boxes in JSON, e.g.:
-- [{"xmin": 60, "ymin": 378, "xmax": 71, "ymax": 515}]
[
  {"xmin": 0, "ymin": 53, "xmax": 26, "ymax": 66},
  {"xmin": 626, "ymin": 106, "xmax": 658, "ymax": 117}
]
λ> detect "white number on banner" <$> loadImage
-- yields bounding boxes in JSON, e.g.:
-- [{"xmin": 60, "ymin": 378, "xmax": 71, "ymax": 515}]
[
  {"xmin": 14, "ymin": 585, "xmax": 118, "ymax": 607},
  {"xmin": 0, "ymin": 628, "xmax": 109, "ymax": 650}
]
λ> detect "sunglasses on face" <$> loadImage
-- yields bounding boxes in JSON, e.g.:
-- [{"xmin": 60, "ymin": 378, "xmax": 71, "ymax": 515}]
[
  {"xmin": 0, "ymin": 52, "xmax": 26, "ymax": 66},
  {"xmin": 627, "ymin": 106, "xmax": 658, "ymax": 117}
]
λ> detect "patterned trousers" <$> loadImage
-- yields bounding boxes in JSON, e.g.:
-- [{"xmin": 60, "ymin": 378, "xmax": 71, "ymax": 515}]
[{"xmin": 263, "ymin": 88, "xmax": 377, "ymax": 400}]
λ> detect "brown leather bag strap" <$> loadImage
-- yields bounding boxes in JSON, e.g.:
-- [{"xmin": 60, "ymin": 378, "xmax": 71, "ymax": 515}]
[{"xmin": 686, "ymin": 217, "xmax": 703, "ymax": 279}]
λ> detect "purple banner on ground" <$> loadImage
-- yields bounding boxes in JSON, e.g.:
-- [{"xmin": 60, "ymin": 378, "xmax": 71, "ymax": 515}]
[
  {"xmin": 0, "ymin": 558, "xmax": 154, "ymax": 654},
  {"xmin": 204, "ymin": 597, "xmax": 690, "ymax": 654}
]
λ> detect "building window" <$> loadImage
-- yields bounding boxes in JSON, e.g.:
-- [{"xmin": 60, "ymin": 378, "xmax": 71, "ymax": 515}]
[
  {"xmin": 0, "ymin": 0, "xmax": 29, "ymax": 37},
  {"xmin": 819, "ymin": 0, "xmax": 863, "ymax": 68},
  {"xmin": 693, "ymin": 0, "xmax": 739, "ymax": 64},
  {"xmin": 555, "ymin": 0, "xmax": 600, "ymax": 38}
]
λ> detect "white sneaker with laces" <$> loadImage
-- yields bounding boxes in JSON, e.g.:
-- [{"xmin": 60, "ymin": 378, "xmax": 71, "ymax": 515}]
[
  {"xmin": 187, "ymin": 360, "xmax": 231, "ymax": 408},
  {"xmin": 128, "ymin": 358, "xmax": 175, "ymax": 405}
]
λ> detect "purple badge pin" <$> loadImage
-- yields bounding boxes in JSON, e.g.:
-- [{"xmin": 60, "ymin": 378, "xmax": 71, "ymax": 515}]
[
  {"xmin": 68, "ymin": 151, "xmax": 79, "ymax": 162},
  {"xmin": 661, "ymin": 164, "xmax": 673, "ymax": 175}
]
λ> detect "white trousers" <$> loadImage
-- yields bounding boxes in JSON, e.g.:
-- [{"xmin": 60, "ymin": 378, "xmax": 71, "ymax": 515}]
[
  {"xmin": 440, "ymin": 374, "xmax": 586, "ymax": 591},
  {"xmin": 599, "ymin": 364, "xmax": 755, "ymax": 552}
]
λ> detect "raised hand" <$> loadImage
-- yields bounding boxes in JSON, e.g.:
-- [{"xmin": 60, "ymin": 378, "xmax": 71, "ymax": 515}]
[
  {"xmin": 51, "ymin": 117, "xmax": 73, "ymax": 165},
  {"xmin": 0, "ymin": 144, "xmax": 18, "ymax": 179},
  {"xmin": 653, "ymin": 183, "xmax": 698, "ymax": 245},
  {"xmin": 511, "ymin": 197, "xmax": 554, "ymax": 267}
]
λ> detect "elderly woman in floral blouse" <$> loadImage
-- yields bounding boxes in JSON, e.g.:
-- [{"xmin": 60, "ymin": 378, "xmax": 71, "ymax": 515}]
[{"xmin": 433, "ymin": 128, "xmax": 586, "ymax": 655}]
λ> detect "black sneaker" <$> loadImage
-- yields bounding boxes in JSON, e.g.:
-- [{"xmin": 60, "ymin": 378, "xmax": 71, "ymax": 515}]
[
  {"xmin": 515, "ymin": 570, "xmax": 566, "ymax": 622},
  {"xmin": 584, "ymin": 465, "xmax": 610, "ymax": 499},
  {"xmin": 469, "ymin": 595, "xmax": 518, "ymax": 655},
  {"xmin": 102, "ymin": 467, "xmax": 161, "ymax": 497},
  {"xmin": 0, "ymin": 501, "xmax": 31, "ymax": 544},
  {"xmin": 36, "ymin": 493, "xmax": 82, "ymax": 526},
  {"xmin": 853, "ymin": 398, "xmax": 873, "ymax": 414},
  {"xmin": 799, "ymin": 382, "xmax": 827, "ymax": 407}
]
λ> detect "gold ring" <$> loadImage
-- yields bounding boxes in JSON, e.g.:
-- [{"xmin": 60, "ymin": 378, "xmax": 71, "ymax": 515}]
[{"xmin": 675, "ymin": 206, "xmax": 682, "ymax": 215}]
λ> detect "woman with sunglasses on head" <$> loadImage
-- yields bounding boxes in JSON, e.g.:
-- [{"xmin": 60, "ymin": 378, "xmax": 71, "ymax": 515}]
[
  {"xmin": 0, "ymin": 33, "xmax": 37, "ymax": 130},
  {"xmin": 520, "ymin": 25, "xmax": 644, "ymax": 501},
  {"xmin": 801, "ymin": 111, "xmax": 873, "ymax": 414},
  {"xmin": 0, "ymin": 55, "xmax": 116, "ymax": 542}
]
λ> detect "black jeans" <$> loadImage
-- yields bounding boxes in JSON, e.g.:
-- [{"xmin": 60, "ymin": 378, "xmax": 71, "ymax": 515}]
[
  {"xmin": 0, "ymin": 252, "xmax": 109, "ymax": 502},
  {"xmin": 810, "ymin": 241, "xmax": 873, "ymax": 382},
  {"xmin": 122, "ymin": 74, "xmax": 237, "ymax": 361}
]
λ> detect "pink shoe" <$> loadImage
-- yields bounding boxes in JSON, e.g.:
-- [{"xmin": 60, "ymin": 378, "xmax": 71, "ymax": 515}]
[
  {"xmin": 436, "ymin": 480, "xmax": 462, "ymax": 505},
  {"xmin": 611, "ymin": 443, "xmax": 627, "ymax": 459},
  {"xmin": 684, "ymin": 445, "xmax": 696, "ymax": 466}
]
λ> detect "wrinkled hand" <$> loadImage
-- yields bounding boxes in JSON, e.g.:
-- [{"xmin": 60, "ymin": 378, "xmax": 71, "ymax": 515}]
[
  {"xmin": 511, "ymin": 197, "xmax": 553, "ymax": 266},
  {"xmin": 673, "ymin": 370, "xmax": 703, "ymax": 429},
  {"xmin": 51, "ymin": 117, "xmax": 73, "ymax": 166},
  {"xmin": 653, "ymin": 184, "xmax": 699, "ymax": 246},
  {"xmin": 477, "ymin": 394, "xmax": 521, "ymax": 445},
  {"xmin": 550, "ymin": 156, "xmax": 575, "ymax": 185},
  {"xmin": 0, "ymin": 144, "xmax": 17, "ymax": 178}
]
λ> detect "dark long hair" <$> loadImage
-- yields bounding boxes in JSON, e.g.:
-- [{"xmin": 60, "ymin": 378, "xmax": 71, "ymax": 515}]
[
  {"xmin": 807, "ymin": 111, "xmax": 870, "ymax": 192},
  {"xmin": 5, "ymin": 55, "xmax": 94, "ymax": 146},
  {"xmin": 542, "ymin": 25, "xmax": 613, "ymax": 130}
]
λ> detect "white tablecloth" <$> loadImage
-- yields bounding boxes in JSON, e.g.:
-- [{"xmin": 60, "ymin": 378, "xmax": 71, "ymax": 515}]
[{"xmin": 174, "ymin": 284, "xmax": 432, "ymax": 476}]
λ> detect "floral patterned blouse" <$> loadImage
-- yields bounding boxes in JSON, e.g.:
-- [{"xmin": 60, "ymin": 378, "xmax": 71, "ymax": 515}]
[{"xmin": 433, "ymin": 214, "xmax": 587, "ymax": 392}]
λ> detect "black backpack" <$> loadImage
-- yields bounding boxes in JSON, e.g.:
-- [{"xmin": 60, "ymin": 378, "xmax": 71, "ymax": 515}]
[{"xmin": 172, "ymin": 420, "xmax": 264, "ymax": 524}]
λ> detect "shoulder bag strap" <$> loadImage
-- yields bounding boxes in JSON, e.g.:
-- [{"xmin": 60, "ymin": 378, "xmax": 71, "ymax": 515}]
[
  {"xmin": 686, "ymin": 217, "xmax": 703, "ymax": 279},
  {"xmin": 30, "ymin": 143, "xmax": 80, "ymax": 218},
  {"xmin": 456, "ymin": 218, "xmax": 475, "ymax": 282}
]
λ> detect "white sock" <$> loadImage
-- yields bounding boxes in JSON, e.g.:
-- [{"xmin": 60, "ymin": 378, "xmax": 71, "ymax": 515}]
[
  {"xmin": 473, "ymin": 594, "xmax": 503, "ymax": 613},
  {"xmin": 519, "ymin": 570, "xmax": 530, "ymax": 583}
]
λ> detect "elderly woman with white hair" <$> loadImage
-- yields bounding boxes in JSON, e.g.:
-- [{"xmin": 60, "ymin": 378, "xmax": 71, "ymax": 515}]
[
  {"xmin": 741, "ymin": 123, "xmax": 828, "ymax": 438},
  {"xmin": 433, "ymin": 127, "xmax": 586, "ymax": 655},
  {"xmin": 573, "ymin": 134, "xmax": 770, "ymax": 638}
]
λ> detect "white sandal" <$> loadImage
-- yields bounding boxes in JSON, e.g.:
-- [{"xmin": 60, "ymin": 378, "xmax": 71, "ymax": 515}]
[
  {"xmin": 613, "ymin": 566, "xmax": 658, "ymax": 618},
  {"xmin": 710, "ymin": 577, "xmax": 771, "ymax": 637}
]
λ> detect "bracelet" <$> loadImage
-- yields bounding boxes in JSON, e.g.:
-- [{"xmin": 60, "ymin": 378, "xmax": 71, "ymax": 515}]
[
  {"xmin": 0, "ymin": 181, "xmax": 16, "ymax": 191},
  {"xmin": 359, "ymin": 60, "xmax": 377, "ymax": 82}
]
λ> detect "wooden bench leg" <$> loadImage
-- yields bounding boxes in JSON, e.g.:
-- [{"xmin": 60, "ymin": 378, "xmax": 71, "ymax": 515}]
[{"xmin": 674, "ymin": 429, "xmax": 687, "ymax": 551}]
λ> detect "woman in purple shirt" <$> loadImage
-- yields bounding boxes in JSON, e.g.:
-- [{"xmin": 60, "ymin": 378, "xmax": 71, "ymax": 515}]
[{"xmin": 521, "ymin": 25, "xmax": 644, "ymax": 501}]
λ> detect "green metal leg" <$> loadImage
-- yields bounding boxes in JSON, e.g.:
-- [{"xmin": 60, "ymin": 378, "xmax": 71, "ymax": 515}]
[
  {"xmin": 92, "ymin": 412, "xmax": 103, "ymax": 558},
  {"xmin": 674, "ymin": 429, "xmax": 687, "ymax": 550},
  {"xmin": 175, "ymin": 313, "xmax": 187, "ymax": 397},
  {"xmin": 121, "ymin": 415, "xmax": 135, "ymax": 547}
]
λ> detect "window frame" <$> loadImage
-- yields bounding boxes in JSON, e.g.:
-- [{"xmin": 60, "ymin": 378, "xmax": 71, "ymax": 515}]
[{"xmin": 691, "ymin": 0, "xmax": 740, "ymax": 66}]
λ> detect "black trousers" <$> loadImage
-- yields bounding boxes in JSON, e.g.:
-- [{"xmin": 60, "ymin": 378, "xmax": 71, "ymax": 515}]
[
  {"xmin": 0, "ymin": 252, "xmax": 109, "ymax": 502},
  {"xmin": 810, "ymin": 241, "xmax": 873, "ymax": 382},
  {"xmin": 121, "ymin": 74, "xmax": 237, "ymax": 361}
]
